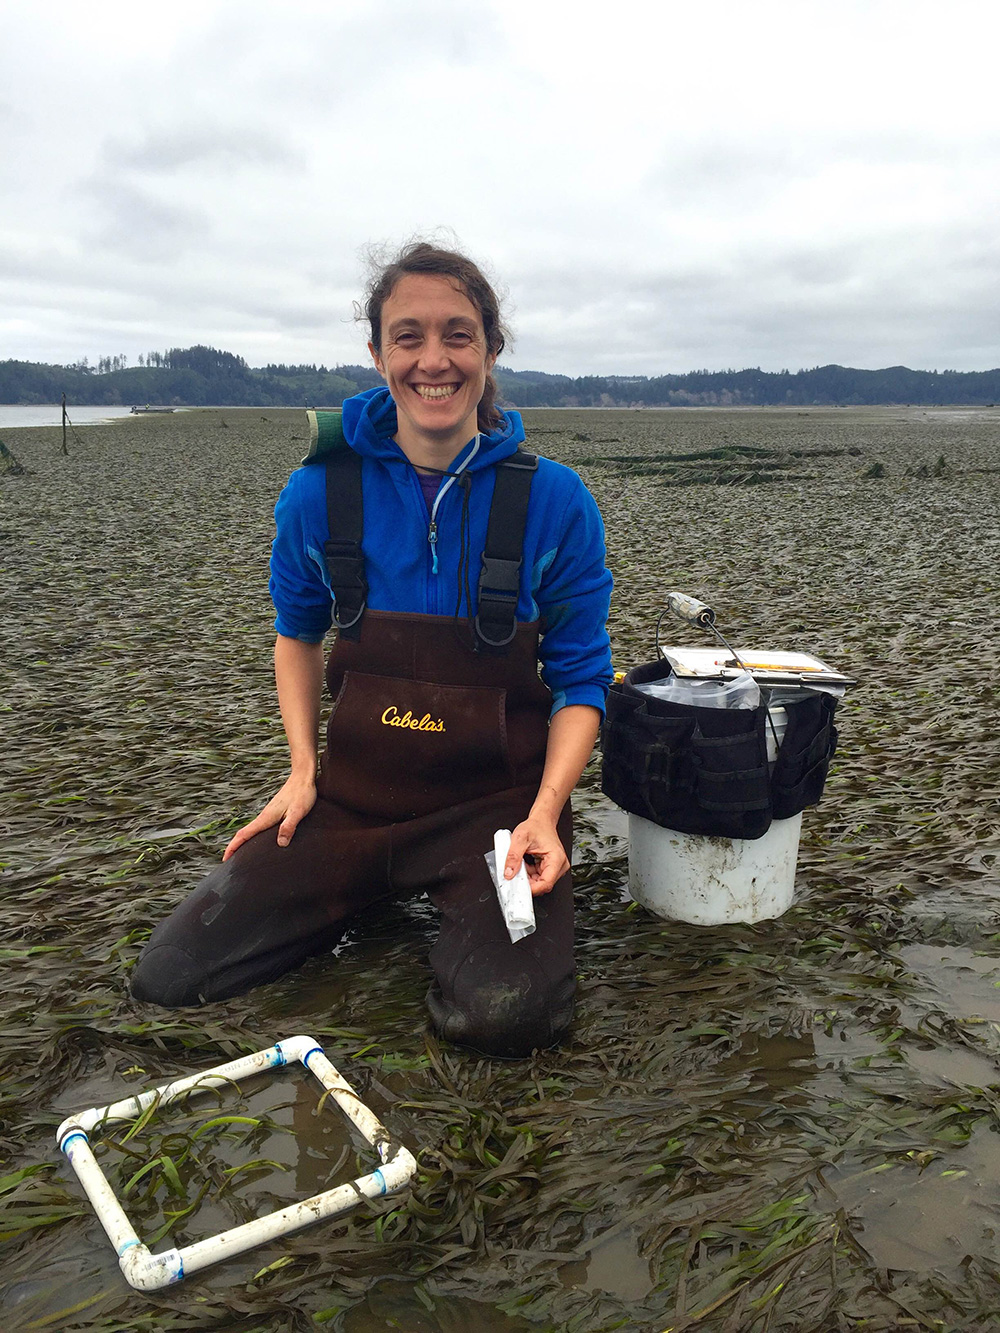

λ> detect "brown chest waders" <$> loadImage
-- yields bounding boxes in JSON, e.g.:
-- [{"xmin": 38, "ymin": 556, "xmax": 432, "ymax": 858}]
[{"xmin": 132, "ymin": 452, "xmax": 576, "ymax": 1059}]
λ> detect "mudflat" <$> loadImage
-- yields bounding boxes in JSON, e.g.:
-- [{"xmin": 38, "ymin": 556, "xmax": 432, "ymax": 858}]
[{"xmin": 2, "ymin": 405, "xmax": 1000, "ymax": 1331}]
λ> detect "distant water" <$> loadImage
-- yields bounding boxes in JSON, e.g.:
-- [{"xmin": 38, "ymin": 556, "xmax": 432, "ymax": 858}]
[{"xmin": 0, "ymin": 405, "xmax": 139, "ymax": 429}]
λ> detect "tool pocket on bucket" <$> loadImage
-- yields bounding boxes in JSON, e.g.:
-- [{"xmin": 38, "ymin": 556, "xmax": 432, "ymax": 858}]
[
  {"xmin": 770, "ymin": 693, "xmax": 838, "ymax": 820},
  {"xmin": 688, "ymin": 721, "xmax": 772, "ymax": 838},
  {"xmin": 601, "ymin": 685, "xmax": 691, "ymax": 824},
  {"xmin": 319, "ymin": 671, "xmax": 515, "ymax": 819}
]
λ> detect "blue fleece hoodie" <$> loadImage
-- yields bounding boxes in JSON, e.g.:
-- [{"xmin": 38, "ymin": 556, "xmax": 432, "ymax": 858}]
[{"xmin": 269, "ymin": 387, "xmax": 613, "ymax": 715}]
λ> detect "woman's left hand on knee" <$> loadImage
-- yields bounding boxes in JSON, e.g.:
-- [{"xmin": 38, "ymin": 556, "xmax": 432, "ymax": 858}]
[{"xmin": 505, "ymin": 816, "xmax": 569, "ymax": 897}]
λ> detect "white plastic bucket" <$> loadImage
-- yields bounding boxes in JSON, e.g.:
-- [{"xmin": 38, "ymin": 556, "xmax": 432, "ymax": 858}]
[{"xmin": 627, "ymin": 706, "xmax": 801, "ymax": 925}]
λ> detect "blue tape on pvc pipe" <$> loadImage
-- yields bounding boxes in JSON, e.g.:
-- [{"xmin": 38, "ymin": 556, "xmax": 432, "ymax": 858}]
[
  {"xmin": 373, "ymin": 1168, "xmax": 387, "ymax": 1195},
  {"xmin": 118, "ymin": 1239, "xmax": 139, "ymax": 1256},
  {"xmin": 272, "ymin": 1044, "xmax": 287, "ymax": 1067},
  {"xmin": 301, "ymin": 1046, "xmax": 324, "ymax": 1068},
  {"xmin": 60, "ymin": 1131, "xmax": 88, "ymax": 1153}
]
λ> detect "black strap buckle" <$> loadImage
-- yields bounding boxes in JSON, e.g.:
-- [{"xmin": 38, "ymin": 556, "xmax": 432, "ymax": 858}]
[
  {"xmin": 475, "ymin": 554, "xmax": 521, "ymax": 648},
  {"xmin": 478, "ymin": 555, "xmax": 521, "ymax": 597}
]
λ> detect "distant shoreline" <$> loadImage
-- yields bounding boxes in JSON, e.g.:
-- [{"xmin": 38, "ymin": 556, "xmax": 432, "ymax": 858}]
[
  {"xmin": 5, "ymin": 402, "xmax": 1000, "ymax": 431},
  {"xmin": 4, "ymin": 346, "xmax": 1000, "ymax": 412}
]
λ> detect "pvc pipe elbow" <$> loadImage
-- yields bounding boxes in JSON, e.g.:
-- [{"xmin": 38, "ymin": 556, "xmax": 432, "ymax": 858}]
[
  {"xmin": 274, "ymin": 1034, "xmax": 321, "ymax": 1064},
  {"xmin": 377, "ymin": 1143, "xmax": 418, "ymax": 1193},
  {"xmin": 119, "ymin": 1242, "xmax": 185, "ymax": 1290},
  {"xmin": 57, "ymin": 1110, "xmax": 102, "ymax": 1141}
]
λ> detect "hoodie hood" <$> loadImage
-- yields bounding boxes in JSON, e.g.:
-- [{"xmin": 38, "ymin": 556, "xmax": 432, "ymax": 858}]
[{"xmin": 340, "ymin": 385, "xmax": 526, "ymax": 472}]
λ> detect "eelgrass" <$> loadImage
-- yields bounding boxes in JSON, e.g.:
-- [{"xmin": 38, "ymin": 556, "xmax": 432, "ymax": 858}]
[{"xmin": 2, "ymin": 407, "xmax": 1000, "ymax": 1330}]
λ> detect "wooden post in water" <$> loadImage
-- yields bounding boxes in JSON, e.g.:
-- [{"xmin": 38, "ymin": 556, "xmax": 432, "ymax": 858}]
[{"xmin": 61, "ymin": 393, "xmax": 68, "ymax": 455}]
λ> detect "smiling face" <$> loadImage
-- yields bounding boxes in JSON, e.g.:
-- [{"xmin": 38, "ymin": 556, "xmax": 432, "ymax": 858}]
[{"xmin": 368, "ymin": 273, "xmax": 495, "ymax": 464}]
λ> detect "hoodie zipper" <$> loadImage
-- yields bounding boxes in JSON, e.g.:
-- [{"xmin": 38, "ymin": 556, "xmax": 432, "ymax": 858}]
[{"xmin": 426, "ymin": 434, "xmax": 480, "ymax": 599}]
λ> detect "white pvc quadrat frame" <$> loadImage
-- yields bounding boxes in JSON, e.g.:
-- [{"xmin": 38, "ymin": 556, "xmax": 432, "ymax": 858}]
[{"xmin": 55, "ymin": 1035, "xmax": 417, "ymax": 1291}]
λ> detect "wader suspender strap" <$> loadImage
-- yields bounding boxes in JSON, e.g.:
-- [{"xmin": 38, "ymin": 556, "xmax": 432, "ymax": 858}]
[
  {"xmin": 474, "ymin": 451, "xmax": 538, "ymax": 651},
  {"xmin": 324, "ymin": 451, "xmax": 367, "ymax": 641},
  {"xmin": 323, "ymin": 448, "xmax": 537, "ymax": 650}
]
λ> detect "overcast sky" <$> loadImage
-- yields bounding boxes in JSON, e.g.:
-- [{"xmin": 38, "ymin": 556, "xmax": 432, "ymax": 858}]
[{"xmin": 3, "ymin": 0, "xmax": 1000, "ymax": 375}]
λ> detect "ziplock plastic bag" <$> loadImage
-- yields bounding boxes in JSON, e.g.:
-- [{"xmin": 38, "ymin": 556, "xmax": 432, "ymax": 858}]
[{"xmin": 634, "ymin": 669, "xmax": 760, "ymax": 710}]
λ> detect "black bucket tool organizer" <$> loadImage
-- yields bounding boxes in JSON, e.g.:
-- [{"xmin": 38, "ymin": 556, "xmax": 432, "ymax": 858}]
[{"xmin": 601, "ymin": 658, "xmax": 838, "ymax": 841}]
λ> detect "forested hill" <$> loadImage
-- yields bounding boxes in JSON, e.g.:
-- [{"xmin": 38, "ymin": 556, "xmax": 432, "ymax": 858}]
[
  {"xmin": 496, "ymin": 365, "xmax": 1000, "ymax": 407},
  {"xmin": 0, "ymin": 348, "xmax": 383, "ymax": 408},
  {"xmin": 2, "ymin": 345, "xmax": 1000, "ymax": 407}
]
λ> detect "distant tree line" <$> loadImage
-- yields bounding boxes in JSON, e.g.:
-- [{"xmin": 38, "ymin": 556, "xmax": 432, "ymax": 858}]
[
  {"xmin": 0, "ymin": 347, "xmax": 382, "ymax": 407},
  {"xmin": 1, "ymin": 346, "xmax": 999, "ymax": 407},
  {"xmin": 493, "ymin": 365, "xmax": 1000, "ymax": 407}
]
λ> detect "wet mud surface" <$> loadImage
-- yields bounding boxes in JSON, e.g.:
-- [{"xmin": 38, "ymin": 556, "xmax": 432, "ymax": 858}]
[{"xmin": 2, "ymin": 406, "xmax": 1000, "ymax": 1331}]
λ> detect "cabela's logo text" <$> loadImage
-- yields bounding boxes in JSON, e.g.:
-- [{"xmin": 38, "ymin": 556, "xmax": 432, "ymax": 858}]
[{"xmin": 381, "ymin": 706, "xmax": 446, "ymax": 733}]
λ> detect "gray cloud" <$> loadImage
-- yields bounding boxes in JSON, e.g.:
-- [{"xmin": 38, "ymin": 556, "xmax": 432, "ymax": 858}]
[
  {"xmin": 103, "ymin": 126, "xmax": 304, "ymax": 173},
  {"xmin": 650, "ymin": 144, "xmax": 813, "ymax": 210},
  {"xmin": 79, "ymin": 179, "xmax": 212, "ymax": 263}
]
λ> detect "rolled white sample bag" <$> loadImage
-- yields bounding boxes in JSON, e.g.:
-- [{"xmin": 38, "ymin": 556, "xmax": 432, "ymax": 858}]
[{"xmin": 488, "ymin": 828, "xmax": 536, "ymax": 943}]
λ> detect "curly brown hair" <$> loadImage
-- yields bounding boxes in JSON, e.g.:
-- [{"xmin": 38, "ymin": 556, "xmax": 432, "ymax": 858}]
[{"xmin": 364, "ymin": 241, "xmax": 510, "ymax": 432}]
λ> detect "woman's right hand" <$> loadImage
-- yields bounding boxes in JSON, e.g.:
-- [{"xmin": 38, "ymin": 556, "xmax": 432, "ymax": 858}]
[{"xmin": 222, "ymin": 772, "xmax": 318, "ymax": 861}]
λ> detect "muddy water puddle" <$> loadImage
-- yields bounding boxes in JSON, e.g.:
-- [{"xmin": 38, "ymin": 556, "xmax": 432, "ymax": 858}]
[
  {"xmin": 899, "ymin": 942, "xmax": 1000, "ymax": 1025},
  {"xmin": 826, "ymin": 1123, "xmax": 1000, "ymax": 1270},
  {"xmin": 4, "ymin": 407, "xmax": 1000, "ymax": 1329},
  {"xmin": 558, "ymin": 1227, "xmax": 654, "ymax": 1303}
]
